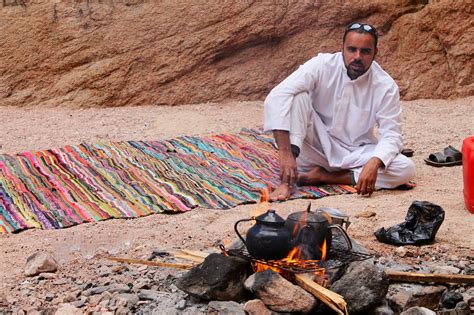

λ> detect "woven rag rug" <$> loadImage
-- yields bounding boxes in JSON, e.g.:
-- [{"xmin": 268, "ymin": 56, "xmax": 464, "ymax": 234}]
[{"xmin": 0, "ymin": 129, "xmax": 355, "ymax": 234}]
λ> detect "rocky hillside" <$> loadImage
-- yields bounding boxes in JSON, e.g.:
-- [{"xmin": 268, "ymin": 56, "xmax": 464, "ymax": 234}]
[{"xmin": 0, "ymin": 0, "xmax": 472, "ymax": 107}]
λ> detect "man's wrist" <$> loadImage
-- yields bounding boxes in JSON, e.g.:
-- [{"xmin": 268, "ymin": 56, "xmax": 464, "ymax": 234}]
[
  {"xmin": 291, "ymin": 144, "xmax": 300, "ymax": 158},
  {"xmin": 370, "ymin": 157, "xmax": 384, "ymax": 168},
  {"xmin": 279, "ymin": 144, "xmax": 300, "ymax": 157}
]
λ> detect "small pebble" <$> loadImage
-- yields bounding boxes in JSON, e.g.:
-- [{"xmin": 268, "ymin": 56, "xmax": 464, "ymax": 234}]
[{"xmin": 395, "ymin": 246, "xmax": 407, "ymax": 257}]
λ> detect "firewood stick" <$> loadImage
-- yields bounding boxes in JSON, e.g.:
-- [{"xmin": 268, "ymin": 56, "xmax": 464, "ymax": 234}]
[
  {"xmin": 172, "ymin": 252, "xmax": 206, "ymax": 263},
  {"xmin": 179, "ymin": 249, "xmax": 211, "ymax": 259},
  {"xmin": 294, "ymin": 274, "xmax": 348, "ymax": 315},
  {"xmin": 165, "ymin": 249, "xmax": 209, "ymax": 263},
  {"xmin": 107, "ymin": 256, "xmax": 194, "ymax": 270},
  {"xmin": 386, "ymin": 270, "xmax": 474, "ymax": 284}
]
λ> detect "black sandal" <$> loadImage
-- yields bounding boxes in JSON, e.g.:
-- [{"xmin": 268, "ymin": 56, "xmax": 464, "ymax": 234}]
[
  {"xmin": 401, "ymin": 148, "xmax": 414, "ymax": 157},
  {"xmin": 424, "ymin": 145, "xmax": 462, "ymax": 167}
]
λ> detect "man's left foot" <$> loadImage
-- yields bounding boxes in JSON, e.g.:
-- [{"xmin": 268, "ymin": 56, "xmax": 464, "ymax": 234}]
[
  {"xmin": 297, "ymin": 166, "xmax": 352, "ymax": 186},
  {"xmin": 297, "ymin": 166, "xmax": 327, "ymax": 186}
]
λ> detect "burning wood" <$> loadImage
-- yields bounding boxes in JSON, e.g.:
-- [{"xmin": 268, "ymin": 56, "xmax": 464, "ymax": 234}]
[
  {"xmin": 251, "ymin": 237, "xmax": 328, "ymax": 276},
  {"xmin": 252, "ymin": 253, "xmax": 328, "ymax": 287},
  {"xmin": 249, "ymin": 241, "xmax": 348, "ymax": 312},
  {"xmin": 295, "ymin": 273, "xmax": 348, "ymax": 315}
]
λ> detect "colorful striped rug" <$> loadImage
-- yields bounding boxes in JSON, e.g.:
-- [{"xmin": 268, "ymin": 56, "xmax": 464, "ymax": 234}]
[{"xmin": 0, "ymin": 129, "xmax": 355, "ymax": 234}]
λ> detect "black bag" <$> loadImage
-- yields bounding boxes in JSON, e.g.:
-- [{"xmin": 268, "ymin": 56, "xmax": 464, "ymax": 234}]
[{"xmin": 375, "ymin": 201, "xmax": 445, "ymax": 245}]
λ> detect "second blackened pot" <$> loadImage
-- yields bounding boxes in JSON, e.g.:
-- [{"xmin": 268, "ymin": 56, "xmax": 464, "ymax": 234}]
[{"xmin": 285, "ymin": 204, "xmax": 351, "ymax": 260}]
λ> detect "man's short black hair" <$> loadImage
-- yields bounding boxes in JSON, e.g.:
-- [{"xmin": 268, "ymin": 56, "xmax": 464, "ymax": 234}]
[{"xmin": 343, "ymin": 22, "xmax": 378, "ymax": 48}]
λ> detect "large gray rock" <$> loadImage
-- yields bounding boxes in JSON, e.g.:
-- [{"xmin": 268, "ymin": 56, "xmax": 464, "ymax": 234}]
[
  {"xmin": 438, "ymin": 301, "xmax": 471, "ymax": 315},
  {"xmin": 176, "ymin": 253, "xmax": 250, "ymax": 301},
  {"xmin": 24, "ymin": 252, "xmax": 58, "ymax": 276},
  {"xmin": 439, "ymin": 291, "xmax": 464, "ymax": 309},
  {"xmin": 244, "ymin": 270, "xmax": 316, "ymax": 313},
  {"xmin": 330, "ymin": 260, "xmax": 389, "ymax": 314},
  {"xmin": 387, "ymin": 283, "xmax": 446, "ymax": 313}
]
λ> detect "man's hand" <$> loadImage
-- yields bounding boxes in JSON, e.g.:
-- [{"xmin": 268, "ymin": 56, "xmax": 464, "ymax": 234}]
[
  {"xmin": 356, "ymin": 157, "xmax": 383, "ymax": 196},
  {"xmin": 272, "ymin": 130, "xmax": 298, "ymax": 188},
  {"xmin": 278, "ymin": 148, "xmax": 297, "ymax": 188},
  {"xmin": 269, "ymin": 130, "xmax": 298, "ymax": 201}
]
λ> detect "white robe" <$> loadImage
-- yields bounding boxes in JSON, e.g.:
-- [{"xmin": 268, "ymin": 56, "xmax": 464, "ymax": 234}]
[{"xmin": 264, "ymin": 52, "xmax": 415, "ymax": 188}]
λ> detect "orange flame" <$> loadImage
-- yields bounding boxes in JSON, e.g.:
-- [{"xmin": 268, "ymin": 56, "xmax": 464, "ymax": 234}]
[
  {"xmin": 286, "ymin": 246, "xmax": 300, "ymax": 260},
  {"xmin": 321, "ymin": 238, "xmax": 327, "ymax": 261},
  {"xmin": 253, "ymin": 262, "xmax": 281, "ymax": 273},
  {"xmin": 252, "ymin": 188, "xmax": 271, "ymax": 217},
  {"xmin": 260, "ymin": 187, "xmax": 270, "ymax": 202}
]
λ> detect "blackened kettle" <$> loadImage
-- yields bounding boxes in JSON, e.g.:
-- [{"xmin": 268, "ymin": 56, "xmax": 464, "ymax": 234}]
[
  {"xmin": 285, "ymin": 204, "xmax": 352, "ymax": 260},
  {"xmin": 234, "ymin": 209, "xmax": 292, "ymax": 260}
]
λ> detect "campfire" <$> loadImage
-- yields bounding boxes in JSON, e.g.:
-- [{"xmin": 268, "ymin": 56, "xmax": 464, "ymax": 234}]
[
  {"xmin": 220, "ymin": 189, "xmax": 374, "ymax": 313},
  {"xmin": 231, "ymin": 189, "xmax": 364, "ymax": 280},
  {"xmin": 250, "ymin": 190, "xmax": 329, "ymax": 277}
]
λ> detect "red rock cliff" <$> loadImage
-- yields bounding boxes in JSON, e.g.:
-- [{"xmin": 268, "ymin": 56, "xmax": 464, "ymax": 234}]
[{"xmin": 0, "ymin": 0, "xmax": 472, "ymax": 107}]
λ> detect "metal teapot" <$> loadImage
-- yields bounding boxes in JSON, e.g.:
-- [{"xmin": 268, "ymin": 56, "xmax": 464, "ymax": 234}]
[
  {"xmin": 234, "ymin": 209, "xmax": 292, "ymax": 260},
  {"xmin": 285, "ymin": 204, "xmax": 352, "ymax": 260},
  {"xmin": 318, "ymin": 207, "xmax": 351, "ymax": 231}
]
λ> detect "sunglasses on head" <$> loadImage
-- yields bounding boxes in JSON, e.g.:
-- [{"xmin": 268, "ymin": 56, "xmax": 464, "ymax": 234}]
[
  {"xmin": 346, "ymin": 23, "xmax": 378, "ymax": 36},
  {"xmin": 344, "ymin": 22, "xmax": 379, "ymax": 47}
]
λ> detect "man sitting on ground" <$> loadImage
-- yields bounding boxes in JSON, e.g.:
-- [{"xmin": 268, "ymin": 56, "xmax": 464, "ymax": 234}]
[{"xmin": 264, "ymin": 22, "xmax": 415, "ymax": 201}]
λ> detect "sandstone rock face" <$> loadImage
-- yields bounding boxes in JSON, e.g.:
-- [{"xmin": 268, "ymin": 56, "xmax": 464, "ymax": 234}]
[{"xmin": 0, "ymin": 0, "xmax": 472, "ymax": 107}]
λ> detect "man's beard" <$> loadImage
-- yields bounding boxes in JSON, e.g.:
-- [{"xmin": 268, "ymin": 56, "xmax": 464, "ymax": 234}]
[{"xmin": 346, "ymin": 61, "xmax": 368, "ymax": 80}]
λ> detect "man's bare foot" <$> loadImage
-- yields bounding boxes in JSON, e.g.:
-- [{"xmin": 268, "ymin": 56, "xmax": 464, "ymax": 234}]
[
  {"xmin": 297, "ymin": 166, "xmax": 352, "ymax": 186},
  {"xmin": 269, "ymin": 183, "xmax": 292, "ymax": 201},
  {"xmin": 297, "ymin": 166, "xmax": 327, "ymax": 186}
]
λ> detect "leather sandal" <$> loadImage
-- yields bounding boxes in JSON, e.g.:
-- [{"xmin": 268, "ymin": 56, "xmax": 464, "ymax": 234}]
[
  {"xmin": 401, "ymin": 148, "xmax": 414, "ymax": 157},
  {"xmin": 424, "ymin": 145, "xmax": 462, "ymax": 167}
]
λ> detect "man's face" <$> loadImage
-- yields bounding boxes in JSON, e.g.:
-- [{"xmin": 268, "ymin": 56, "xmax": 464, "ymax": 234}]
[{"xmin": 342, "ymin": 31, "xmax": 377, "ymax": 80}]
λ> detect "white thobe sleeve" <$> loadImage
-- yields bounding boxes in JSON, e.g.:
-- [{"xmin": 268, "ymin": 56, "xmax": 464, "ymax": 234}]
[
  {"xmin": 263, "ymin": 57, "xmax": 322, "ymax": 131},
  {"xmin": 372, "ymin": 84, "xmax": 403, "ymax": 168}
]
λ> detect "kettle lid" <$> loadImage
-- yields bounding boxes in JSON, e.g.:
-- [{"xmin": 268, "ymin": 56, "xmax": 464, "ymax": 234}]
[
  {"xmin": 255, "ymin": 209, "xmax": 286, "ymax": 226},
  {"xmin": 317, "ymin": 207, "xmax": 348, "ymax": 219},
  {"xmin": 287, "ymin": 203, "xmax": 331, "ymax": 223}
]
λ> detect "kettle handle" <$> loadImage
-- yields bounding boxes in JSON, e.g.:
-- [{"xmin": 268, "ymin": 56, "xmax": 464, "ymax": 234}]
[
  {"xmin": 329, "ymin": 224, "xmax": 353, "ymax": 251},
  {"xmin": 234, "ymin": 218, "xmax": 254, "ymax": 247}
]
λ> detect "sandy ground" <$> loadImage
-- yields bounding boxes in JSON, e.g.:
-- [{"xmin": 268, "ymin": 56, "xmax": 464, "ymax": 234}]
[{"xmin": 1, "ymin": 97, "xmax": 473, "ymax": 297}]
